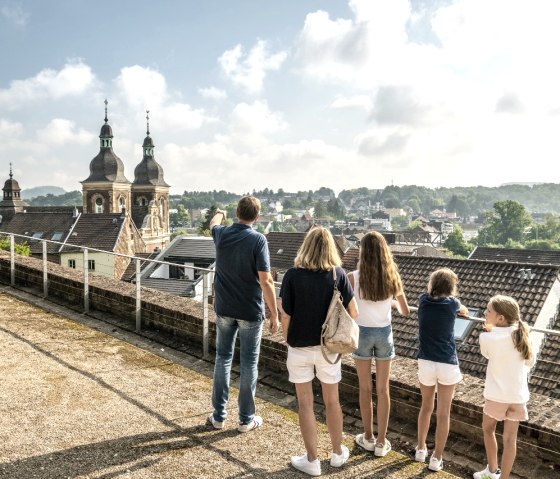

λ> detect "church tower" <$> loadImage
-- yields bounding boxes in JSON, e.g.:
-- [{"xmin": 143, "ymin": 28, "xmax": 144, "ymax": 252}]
[
  {"xmin": 0, "ymin": 164, "xmax": 27, "ymax": 222},
  {"xmin": 130, "ymin": 111, "xmax": 170, "ymax": 252},
  {"xmin": 81, "ymin": 100, "xmax": 131, "ymax": 214}
]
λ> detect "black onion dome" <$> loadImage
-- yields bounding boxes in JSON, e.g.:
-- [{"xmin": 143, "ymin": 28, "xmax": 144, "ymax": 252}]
[
  {"xmin": 3, "ymin": 177, "xmax": 21, "ymax": 191},
  {"xmin": 100, "ymin": 123, "xmax": 113, "ymax": 138},
  {"xmin": 84, "ymin": 149, "xmax": 130, "ymax": 183},
  {"xmin": 142, "ymin": 135, "xmax": 154, "ymax": 148},
  {"xmin": 133, "ymin": 156, "xmax": 169, "ymax": 186}
]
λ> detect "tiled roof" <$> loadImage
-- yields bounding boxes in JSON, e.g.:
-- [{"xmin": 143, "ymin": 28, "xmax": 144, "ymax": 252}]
[
  {"xmin": 0, "ymin": 212, "xmax": 78, "ymax": 254},
  {"xmin": 60, "ymin": 214, "xmax": 125, "ymax": 252},
  {"xmin": 390, "ymin": 244, "xmax": 447, "ymax": 258},
  {"xmin": 120, "ymin": 252, "xmax": 158, "ymax": 281},
  {"xmin": 392, "ymin": 256, "xmax": 560, "ymax": 382},
  {"xmin": 165, "ymin": 236, "xmax": 216, "ymax": 259},
  {"xmin": 469, "ymin": 246, "xmax": 560, "ymax": 266},
  {"xmin": 342, "ymin": 248, "xmax": 359, "ymax": 271},
  {"xmin": 266, "ymin": 232, "xmax": 307, "ymax": 269},
  {"xmin": 266, "ymin": 231, "xmax": 345, "ymax": 270},
  {"xmin": 530, "ymin": 316, "xmax": 560, "ymax": 397}
]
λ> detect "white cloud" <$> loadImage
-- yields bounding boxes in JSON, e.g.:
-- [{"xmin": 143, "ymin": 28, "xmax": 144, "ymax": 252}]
[
  {"xmin": 36, "ymin": 119, "xmax": 95, "ymax": 146},
  {"xmin": 218, "ymin": 40, "xmax": 288, "ymax": 93},
  {"xmin": 0, "ymin": 119, "xmax": 23, "ymax": 136},
  {"xmin": 0, "ymin": 61, "xmax": 97, "ymax": 108},
  {"xmin": 114, "ymin": 65, "xmax": 215, "ymax": 132},
  {"xmin": 227, "ymin": 100, "xmax": 288, "ymax": 148},
  {"xmin": 198, "ymin": 86, "xmax": 227, "ymax": 100},
  {"xmin": 330, "ymin": 95, "xmax": 372, "ymax": 111},
  {"xmin": 1, "ymin": 1, "xmax": 29, "ymax": 26}
]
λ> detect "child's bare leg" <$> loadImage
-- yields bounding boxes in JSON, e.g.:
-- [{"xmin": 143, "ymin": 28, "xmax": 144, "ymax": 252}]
[
  {"xmin": 482, "ymin": 413, "xmax": 499, "ymax": 472},
  {"xmin": 433, "ymin": 383, "xmax": 456, "ymax": 459},
  {"xmin": 417, "ymin": 383, "xmax": 435, "ymax": 450},
  {"xmin": 500, "ymin": 419, "xmax": 520, "ymax": 479}
]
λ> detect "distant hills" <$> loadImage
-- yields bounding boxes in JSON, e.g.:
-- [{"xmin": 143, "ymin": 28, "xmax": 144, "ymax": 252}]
[{"xmin": 21, "ymin": 186, "xmax": 66, "ymax": 199}]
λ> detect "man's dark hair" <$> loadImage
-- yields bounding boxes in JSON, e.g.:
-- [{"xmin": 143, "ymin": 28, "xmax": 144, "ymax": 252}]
[{"xmin": 237, "ymin": 196, "xmax": 261, "ymax": 222}]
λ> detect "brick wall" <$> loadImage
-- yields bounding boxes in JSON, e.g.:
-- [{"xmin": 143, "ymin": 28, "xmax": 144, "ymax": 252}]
[{"xmin": 1, "ymin": 251, "xmax": 558, "ymax": 464}]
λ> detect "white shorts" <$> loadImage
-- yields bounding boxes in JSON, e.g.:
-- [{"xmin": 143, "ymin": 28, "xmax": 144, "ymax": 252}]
[
  {"xmin": 287, "ymin": 346, "xmax": 341, "ymax": 384},
  {"xmin": 418, "ymin": 359, "xmax": 463, "ymax": 386}
]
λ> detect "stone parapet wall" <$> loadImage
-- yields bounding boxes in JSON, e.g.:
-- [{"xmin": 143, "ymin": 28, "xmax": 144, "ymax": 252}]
[{"xmin": 0, "ymin": 251, "xmax": 558, "ymax": 464}]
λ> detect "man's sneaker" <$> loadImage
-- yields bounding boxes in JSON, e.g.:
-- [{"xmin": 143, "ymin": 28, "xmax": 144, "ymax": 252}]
[
  {"xmin": 374, "ymin": 439, "xmax": 391, "ymax": 457},
  {"xmin": 237, "ymin": 415, "xmax": 263, "ymax": 432},
  {"xmin": 414, "ymin": 446, "xmax": 428, "ymax": 462},
  {"xmin": 355, "ymin": 433, "xmax": 376, "ymax": 451},
  {"xmin": 330, "ymin": 444, "xmax": 350, "ymax": 467},
  {"xmin": 473, "ymin": 465, "xmax": 501, "ymax": 479},
  {"xmin": 290, "ymin": 453, "xmax": 321, "ymax": 476},
  {"xmin": 428, "ymin": 454, "xmax": 443, "ymax": 471},
  {"xmin": 207, "ymin": 414, "xmax": 224, "ymax": 430}
]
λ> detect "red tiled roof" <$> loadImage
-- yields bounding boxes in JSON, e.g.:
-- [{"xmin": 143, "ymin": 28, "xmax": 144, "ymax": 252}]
[{"xmin": 469, "ymin": 246, "xmax": 560, "ymax": 266}]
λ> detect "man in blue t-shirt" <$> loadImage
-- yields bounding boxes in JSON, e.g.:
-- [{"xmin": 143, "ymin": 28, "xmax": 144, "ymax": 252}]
[{"xmin": 207, "ymin": 196, "xmax": 278, "ymax": 433}]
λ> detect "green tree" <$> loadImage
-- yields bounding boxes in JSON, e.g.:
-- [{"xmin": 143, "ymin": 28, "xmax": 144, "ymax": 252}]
[
  {"xmin": 198, "ymin": 206, "xmax": 218, "ymax": 236},
  {"xmin": 444, "ymin": 225, "xmax": 472, "ymax": 257},
  {"xmin": 314, "ymin": 200, "xmax": 327, "ymax": 218},
  {"xmin": 169, "ymin": 204, "xmax": 191, "ymax": 230},
  {"xmin": 0, "ymin": 238, "xmax": 30, "ymax": 256},
  {"xmin": 477, "ymin": 200, "xmax": 532, "ymax": 245}
]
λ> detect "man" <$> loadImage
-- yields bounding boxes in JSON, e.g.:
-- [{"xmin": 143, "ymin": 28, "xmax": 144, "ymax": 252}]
[{"xmin": 208, "ymin": 196, "xmax": 279, "ymax": 432}]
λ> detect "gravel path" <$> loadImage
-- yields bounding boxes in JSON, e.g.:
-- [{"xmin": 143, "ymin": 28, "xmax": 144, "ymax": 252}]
[{"xmin": 0, "ymin": 290, "xmax": 467, "ymax": 479}]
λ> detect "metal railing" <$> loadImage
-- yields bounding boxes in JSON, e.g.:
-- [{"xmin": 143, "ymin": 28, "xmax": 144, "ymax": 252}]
[
  {"xmin": 1, "ymin": 232, "xmax": 215, "ymax": 357},
  {"xmin": 408, "ymin": 306, "xmax": 560, "ymax": 337}
]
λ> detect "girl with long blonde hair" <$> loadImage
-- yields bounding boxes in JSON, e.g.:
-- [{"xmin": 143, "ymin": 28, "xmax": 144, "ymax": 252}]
[
  {"xmin": 280, "ymin": 227, "xmax": 358, "ymax": 476},
  {"xmin": 474, "ymin": 295, "xmax": 535, "ymax": 479}
]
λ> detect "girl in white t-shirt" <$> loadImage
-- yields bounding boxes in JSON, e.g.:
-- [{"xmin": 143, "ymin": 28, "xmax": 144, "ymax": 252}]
[
  {"xmin": 351, "ymin": 231, "xmax": 409, "ymax": 457},
  {"xmin": 475, "ymin": 295, "xmax": 536, "ymax": 479}
]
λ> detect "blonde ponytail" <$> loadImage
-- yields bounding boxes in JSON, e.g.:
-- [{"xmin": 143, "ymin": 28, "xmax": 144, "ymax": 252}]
[
  {"xmin": 489, "ymin": 295, "xmax": 533, "ymax": 360},
  {"xmin": 512, "ymin": 319, "xmax": 533, "ymax": 361}
]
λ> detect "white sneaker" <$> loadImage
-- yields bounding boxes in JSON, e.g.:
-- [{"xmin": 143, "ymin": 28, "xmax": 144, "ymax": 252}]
[
  {"xmin": 414, "ymin": 446, "xmax": 428, "ymax": 462},
  {"xmin": 330, "ymin": 445, "xmax": 350, "ymax": 467},
  {"xmin": 207, "ymin": 414, "xmax": 224, "ymax": 430},
  {"xmin": 374, "ymin": 439, "xmax": 391, "ymax": 457},
  {"xmin": 291, "ymin": 453, "xmax": 321, "ymax": 476},
  {"xmin": 428, "ymin": 454, "xmax": 443, "ymax": 471},
  {"xmin": 237, "ymin": 415, "xmax": 262, "ymax": 433},
  {"xmin": 355, "ymin": 433, "xmax": 376, "ymax": 451},
  {"xmin": 473, "ymin": 465, "xmax": 501, "ymax": 479}
]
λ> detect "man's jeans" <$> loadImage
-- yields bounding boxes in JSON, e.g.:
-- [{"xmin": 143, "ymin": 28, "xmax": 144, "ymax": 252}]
[{"xmin": 212, "ymin": 315, "xmax": 263, "ymax": 425}]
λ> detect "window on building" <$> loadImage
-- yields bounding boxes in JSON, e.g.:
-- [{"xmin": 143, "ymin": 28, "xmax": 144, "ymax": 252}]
[
  {"xmin": 31, "ymin": 232, "xmax": 43, "ymax": 239},
  {"xmin": 454, "ymin": 308, "xmax": 481, "ymax": 342},
  {"xmin": 68, "ymin": 259, "xmax": 76, "ymax": 269},
  {"xmin": 88, "ymin": 260, "xmax": 95, "ymax": 271},
  {"xmin": 119, "ymin": 196, "xmax": 125, "ymax": 209},
  {"xmin": 51, "ymin": 232, "xmax": 63, "ymax": 241}
]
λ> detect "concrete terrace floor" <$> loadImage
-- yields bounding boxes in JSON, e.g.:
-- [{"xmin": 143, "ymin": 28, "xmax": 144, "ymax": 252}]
[{"xmin": 0, "ymin": 288, "xmax": 553, "ymax": 479}]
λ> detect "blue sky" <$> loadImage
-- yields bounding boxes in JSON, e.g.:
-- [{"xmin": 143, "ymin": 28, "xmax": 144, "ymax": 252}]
[{"xmin": 1, "ymin": 0, "xmax": 560, "ymax": 195}]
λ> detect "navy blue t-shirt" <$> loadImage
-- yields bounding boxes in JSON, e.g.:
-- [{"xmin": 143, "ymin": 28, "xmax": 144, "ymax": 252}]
[
  {"xmin": 280, "ymin": 266, "xmax": 354, "ymax": 347},
  {"xmin": 212, "ymin": 223, "xmax": 270, "ymax": 321},
  {"xmin": 417, "ymin": 292, "xmax": 461, "ymax": 365}
]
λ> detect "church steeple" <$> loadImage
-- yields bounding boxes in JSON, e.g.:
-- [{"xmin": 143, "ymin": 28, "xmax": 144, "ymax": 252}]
[
  {"xmin": 81, "ymin": 100, "xmax": 131, "ymax": 215},
  {"xmin": 0, "ymin": 163, "xmax": 27, "ymax": 221},
  {"xmin": 133, "ymin": 112, "xmax": 168, "ymax": 187},
  {"xmin": 143, "ymin": 110, "xmax": 154, "ymax": 158}
]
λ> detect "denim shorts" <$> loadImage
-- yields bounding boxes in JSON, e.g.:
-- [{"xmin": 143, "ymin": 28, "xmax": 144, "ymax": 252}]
[{"xmin": 352, "ymin": 324, "xmax": 395, "ymax": 361}]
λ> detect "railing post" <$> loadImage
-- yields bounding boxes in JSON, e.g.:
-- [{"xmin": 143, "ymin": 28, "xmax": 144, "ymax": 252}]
[
  {"xmin": 203, "ymin": 271, "xmax": 209, "ymax": 358},
  {"xmin": 83, "ymin": 248, "xmax": 89, "ymax": 313},
  {"xmin": 10, "ymin": 234, "xmax": 15, "ymax": 286},
  {"xmin": 42, "ymin": 240, "xmax": 48, "ymax": 297},
  {"xmin": 135, "ymin": 258, "xmax": 141, "ymax": 331}
]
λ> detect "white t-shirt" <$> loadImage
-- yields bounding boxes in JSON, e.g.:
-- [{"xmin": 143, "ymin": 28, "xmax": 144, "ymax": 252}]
[
  {"xmin": 352, "ymin": 270, "xmax": 393, "ymax": 328},
  {"xmin": 479, "ymin": 325, "xmax": 536, "ymax": 404}
]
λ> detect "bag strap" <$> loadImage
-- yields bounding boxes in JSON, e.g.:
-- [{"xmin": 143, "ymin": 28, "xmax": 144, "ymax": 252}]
[
  {"xmin": 332, "ymin": 267, "xmax": 337, "ymax": 291},
  {"xmin": 320, "ymin": 327, "xmax": 341, "ymax": 364}
]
